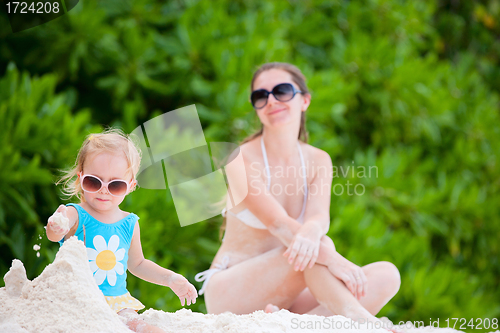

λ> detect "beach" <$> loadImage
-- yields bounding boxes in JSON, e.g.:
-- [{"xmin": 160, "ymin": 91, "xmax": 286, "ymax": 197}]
[{"xmin": 0, "ymin": 237, "xmax": 495, "ymax": 333}]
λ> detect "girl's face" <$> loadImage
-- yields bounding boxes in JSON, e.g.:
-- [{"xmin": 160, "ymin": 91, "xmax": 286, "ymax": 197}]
[
  {"xmin": 79, "ymin": 152, "xmax": 136, "ymax": 213},
  {"xmin": 252, "ymin": 68, "xmax": 310, "ymax": 129}
]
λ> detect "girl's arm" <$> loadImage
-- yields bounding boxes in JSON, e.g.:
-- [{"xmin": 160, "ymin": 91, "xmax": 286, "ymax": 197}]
[
  {"xmin": 46, "ymin": 205, "xmax": 78, "ymax": 242},
  {"xmin": 127, "ymin": 222, "xmax": 197, "ymax": 306}
]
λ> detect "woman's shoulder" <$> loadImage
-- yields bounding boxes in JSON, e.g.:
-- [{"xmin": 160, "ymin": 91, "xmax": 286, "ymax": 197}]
[
  {"xmin": 238, "ymin": 138, "xmax": 264, "ymax": 161},
  {"xmin": 300, "ymin": 141, "xmax": 332, "ymax": 165}
]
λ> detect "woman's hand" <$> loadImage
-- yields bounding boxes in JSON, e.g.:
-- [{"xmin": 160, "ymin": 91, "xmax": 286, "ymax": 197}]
[
  {"xmin": 167, "ymin": 273, "xmax": 198, "ymax": 306},
  {"xmin": 47, "ymin": 205, "xmax": 70, "ymax": 235},
  {"xmin": 283, "ymin": 222, "xmax": 322, "ymax": 271},
  {"xmin": 326, "ymin": 252, "xmax": 367, "ymax": 300}
]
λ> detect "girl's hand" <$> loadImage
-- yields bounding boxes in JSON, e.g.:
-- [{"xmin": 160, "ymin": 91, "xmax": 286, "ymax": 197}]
[
  {"xmin": 283, "ymin": 222, "xmax": 322, "ymax": 271},
  {"xmin": 47, "ymin": 205, "xmax": 70, "ymax": 235},
  {"xmin": 326, "ymin": 252, "xmax": 367, "ymax": 300},
  {"xmin": 168, "ymin": 273, "xmax": 198, "ymax": 306}
]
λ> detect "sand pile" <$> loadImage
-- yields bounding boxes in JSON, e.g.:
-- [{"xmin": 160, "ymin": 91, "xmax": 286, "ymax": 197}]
[
  {"xmin": 1, "ymin": 237, "xmax": 494, "ymax": 333},
  {"xmin": 0, "ymin": 237, "xmax": 132, "ymax": 333}
]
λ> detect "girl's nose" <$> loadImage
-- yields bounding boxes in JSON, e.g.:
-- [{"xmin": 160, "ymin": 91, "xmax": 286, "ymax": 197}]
[{"xmin": 99, "ymin": 185, "xmax": 110, "ymax": 194}]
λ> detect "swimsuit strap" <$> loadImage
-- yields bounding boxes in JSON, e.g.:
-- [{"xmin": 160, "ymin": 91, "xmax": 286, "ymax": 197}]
[
  {"xmin": 194, "ymin": 255, "xmax": 230, "ymax": 295},
  {"xmin": 260, "ymin": 136, "xmax": 271, "ymax": 191},
  {"xmin": 260, "ymin": 136, "xmax": 308, "ymax": 219},
  {"xmin": 297, "ymin": 142, "xmax": 308, "ymax": 220}
]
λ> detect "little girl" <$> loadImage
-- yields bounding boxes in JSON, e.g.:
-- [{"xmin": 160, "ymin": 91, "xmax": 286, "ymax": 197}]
[{"xmin": 46, "ymin": 128, "xmax": 197, "ymax": 333}]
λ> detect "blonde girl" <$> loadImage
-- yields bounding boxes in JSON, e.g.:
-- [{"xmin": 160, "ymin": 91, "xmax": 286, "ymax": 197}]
[{"xmin": 46, "ymin": 128, "xmax": 197, "ymax": 333}]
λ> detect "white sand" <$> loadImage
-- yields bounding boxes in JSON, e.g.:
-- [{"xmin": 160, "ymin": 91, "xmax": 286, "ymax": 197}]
[
  {"xmin": 50, "ymin": 212, "xmax": 70, "ymax": 233},
  {"xmin": 1, "ymin": 237, "xmax": 496, "ymax": 333}
]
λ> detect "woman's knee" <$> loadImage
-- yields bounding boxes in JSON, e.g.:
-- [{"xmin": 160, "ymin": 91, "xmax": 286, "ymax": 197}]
[
  {"xmin": 322, "ymin": 235, "xmax": 336, "ymax": 252},
  {"xmin": 378, "ymin": 261, "xmax": 401, "ymax": 295}
]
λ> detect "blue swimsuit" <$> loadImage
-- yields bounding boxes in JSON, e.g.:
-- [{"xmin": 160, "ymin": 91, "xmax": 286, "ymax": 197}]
[{"xmin": 59, "ymin": 203, "xmax": 145, "ymax": 312}]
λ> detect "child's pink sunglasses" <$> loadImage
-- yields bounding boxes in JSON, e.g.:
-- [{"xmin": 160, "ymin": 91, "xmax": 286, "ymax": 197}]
[{"xmin": 78, "ymin": 173, "xmax": 132, "ymax": 197}]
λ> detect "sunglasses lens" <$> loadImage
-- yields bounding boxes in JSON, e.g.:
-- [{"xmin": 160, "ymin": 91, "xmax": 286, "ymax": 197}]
[
  {"xmin": 273, "ymin": 83, "xmax": 295, "ymax": 102},
  {"xmin": 82, "ymin": 176, "xmax": 101, "ymax": 193},
  {"xmin": 108, "ymin": 180, "xmax": 128, "ymax": 196},
  {"xmin": 251, "ymin": 90, "xmax": 269, "ymax": 109}
]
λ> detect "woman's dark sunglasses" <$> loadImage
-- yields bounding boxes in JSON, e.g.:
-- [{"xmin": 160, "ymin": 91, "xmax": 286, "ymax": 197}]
[{"xmin": 250, "ymin": 83, "xmax": 303, "ymax": 109}]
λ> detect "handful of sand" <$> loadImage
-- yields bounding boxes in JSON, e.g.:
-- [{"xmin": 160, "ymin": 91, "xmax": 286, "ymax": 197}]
[{"xmin": 50, "ymin": 212, "xmax": 70, "ymax": 233}]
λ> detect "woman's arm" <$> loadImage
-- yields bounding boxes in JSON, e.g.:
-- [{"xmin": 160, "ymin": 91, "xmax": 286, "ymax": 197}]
[
  {"xmin": 226, "ymin": 145, "xmax": 335, "ymax": 267},
  {"xmin": 282, "ymin": 148, "xmax": 333, "ymax": 270},
  {"xmin": 227, "ymin": 145, "xmax": 368, "ymax": 299},
  {"xmin": 301, "ymin": 148, "xmax": 333, "ymax": 236},
  {"xmin": 127, "ymin": 222, "xmax": 198, "ymax": 306}
]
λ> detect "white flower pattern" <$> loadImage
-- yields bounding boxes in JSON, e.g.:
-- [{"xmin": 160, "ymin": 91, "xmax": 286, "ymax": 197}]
[{"xmin": 87, "ymin": 235, "xmax": 125, "ymax": 286}]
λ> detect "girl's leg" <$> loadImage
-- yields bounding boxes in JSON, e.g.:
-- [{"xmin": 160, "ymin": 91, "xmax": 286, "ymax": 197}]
[{"xmin": 118, "ymin": 308, "xmax": 166, "ymax": 333}]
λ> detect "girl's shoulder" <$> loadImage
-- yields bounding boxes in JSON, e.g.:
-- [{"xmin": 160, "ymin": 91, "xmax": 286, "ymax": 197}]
[{"xmin": 119, "ymin": 210, "xmax": 133, "ymax": 219}]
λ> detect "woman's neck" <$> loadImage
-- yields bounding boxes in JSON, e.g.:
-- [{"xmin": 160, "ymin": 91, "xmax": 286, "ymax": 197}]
[{"xmin": 261, "ymin": 128, "xmax": 300, "ymax": 162}]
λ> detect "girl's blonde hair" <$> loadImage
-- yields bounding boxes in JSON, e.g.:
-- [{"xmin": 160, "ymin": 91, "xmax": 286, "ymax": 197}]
[{"xmin": 57, "ymin": 128, "xmax": 142, "ymax": 201}]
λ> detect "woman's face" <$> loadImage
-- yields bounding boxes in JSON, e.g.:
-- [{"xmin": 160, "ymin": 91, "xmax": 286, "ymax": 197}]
[{"xmin": 252, "ymin": 69, "xmax": 310, "ymax": 129}]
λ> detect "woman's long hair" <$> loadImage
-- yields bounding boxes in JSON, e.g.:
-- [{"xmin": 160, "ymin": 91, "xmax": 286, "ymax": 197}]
[{"xmin": 220, "ymin": 62, "xmax": 311, "ymax": 240}]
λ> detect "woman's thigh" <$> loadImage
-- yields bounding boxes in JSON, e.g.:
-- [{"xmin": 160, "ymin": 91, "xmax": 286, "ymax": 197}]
[{"xmin": 204, "ymin": 246, "xmax": 307, "ymax": 314}]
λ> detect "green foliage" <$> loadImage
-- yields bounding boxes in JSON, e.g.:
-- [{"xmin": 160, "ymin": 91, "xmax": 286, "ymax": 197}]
[
  {"xmin": 0, "ymin": 63, "xmax": 98, "ymax": 278},
  {"xmin": 0, "ymin": 1, "xmax": 499, "ymax": 331}
]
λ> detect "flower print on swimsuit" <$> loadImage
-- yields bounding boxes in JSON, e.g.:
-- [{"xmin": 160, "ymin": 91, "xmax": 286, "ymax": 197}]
[{"xmin": 87, "ymin": 235, "xmax": 125, "ymax": 286}]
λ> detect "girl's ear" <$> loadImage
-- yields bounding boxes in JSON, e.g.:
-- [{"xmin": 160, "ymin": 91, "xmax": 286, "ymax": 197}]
[{"xmin": 129, "ymin": 179, "xmax": 138, "ymax": 193}]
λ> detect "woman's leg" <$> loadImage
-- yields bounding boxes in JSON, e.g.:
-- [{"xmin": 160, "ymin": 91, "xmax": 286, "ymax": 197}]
[
  {"xmin": 205, "ymin": 245, "xmax": 306, "ymax": 314},
  {"xmin": 118, "ymin": 308, "xmax": 166, "ymax": 333},
  {"xmin": 289, "ymin": 261, "xmax": 401, "ymax": 316},
  {"xmin": 206, "ymin": 240, "xmax": 401, "ymax": 319}
]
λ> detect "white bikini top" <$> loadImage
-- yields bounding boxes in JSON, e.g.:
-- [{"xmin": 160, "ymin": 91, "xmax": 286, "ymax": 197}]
[{"xmin": 222, "ymin": 136, "xmax": 308, "ymax": 229}]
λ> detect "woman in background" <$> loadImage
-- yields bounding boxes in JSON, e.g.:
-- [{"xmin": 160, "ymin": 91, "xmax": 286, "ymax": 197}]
[{"xmin": 195, "ymin": 62, "xmax": 401, "ymax": 332}]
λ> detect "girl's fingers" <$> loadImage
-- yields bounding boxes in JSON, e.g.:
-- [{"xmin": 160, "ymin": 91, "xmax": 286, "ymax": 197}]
[
  {"xmin": 189, "ymin": 287, "xmax": 197, "ymax": 303},
  {"xmin": 56, "ymin": 205, "xmax": 67, "ymax": 216}
]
